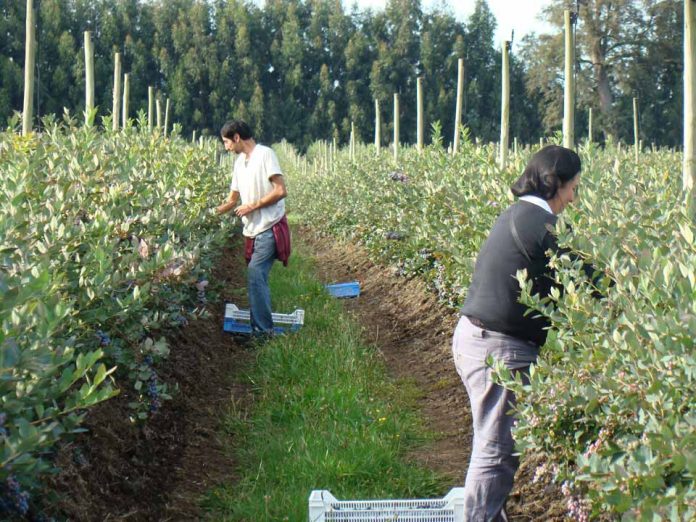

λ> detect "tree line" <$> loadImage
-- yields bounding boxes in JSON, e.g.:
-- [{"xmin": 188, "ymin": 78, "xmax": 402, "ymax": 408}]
[{"xmin": 0, "ymin": 0, "xmax": 683, "ymax": 150}]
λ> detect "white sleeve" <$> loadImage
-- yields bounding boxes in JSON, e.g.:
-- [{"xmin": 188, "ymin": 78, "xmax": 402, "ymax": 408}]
[
  {"xmin": 265, "ymin": 148, "xmax": 283, "ymax": 179},
  {"xmin": 230, "ymin": 161, "xmax": 239, "ymax": 192}
]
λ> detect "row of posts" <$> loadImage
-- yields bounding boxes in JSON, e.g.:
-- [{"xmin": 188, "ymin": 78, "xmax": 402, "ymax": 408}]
[
  {"xmin": 22, "ymin": 0, "xmax": 171, "ymax": 136},
  {"xmin": 17, "ymin": 0, "xmax": 696, "ymax": 203}
]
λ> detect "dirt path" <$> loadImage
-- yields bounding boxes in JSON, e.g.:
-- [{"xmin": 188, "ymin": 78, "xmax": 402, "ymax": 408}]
[
  {"xmin": 45, "ymin": 229, "xmax": 565, "ymax": 521},
  {"xmin": 47, "ymin": 243, "xmax": 253, "ymax": 521},
  {"xmin": 296, "ymin": 226, "xmax": 566, "ymax": 521}
]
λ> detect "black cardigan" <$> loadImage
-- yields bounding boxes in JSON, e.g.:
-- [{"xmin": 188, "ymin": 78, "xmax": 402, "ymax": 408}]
[{"xmin": 460, "ymin": 200, "xmax": 562, "ymax": 346}]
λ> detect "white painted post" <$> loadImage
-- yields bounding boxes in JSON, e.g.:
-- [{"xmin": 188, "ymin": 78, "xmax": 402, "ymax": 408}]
[
  {"xmin": 148, "ymin": 86, "xmax": 154, "ymax": 130},
  {"xmin": 164, "ymin": 98, "xmax": 170, "ymax": 137},
  {"xmin": 122, "ymin": 73, "xmax": 129, "ymax": 128},
  {"xmin": 332, "ymin": 135, "xmax": 337, "ymax": 171},
  {"xmin": 84, "ymin": 31, "xmax": 95, "ymax": 126},
  {"xmin": 22, "ymin": 0, "xmax": 35, "ymax": 136},
  {"xmin": 417, "ymin": 76, "xmax": 424, "ymax": 153},
  {"xmin": 112, "ymin": 52, "xmax": 121, "ymax": 131},
  {"xmin": 375, "ymin": 98, "xmax": 381, "ymax": 156},
  {"xmin": 393, "ymin": 93, "xmax": 400, "ymax": 162},
  {"xmin": 633, "ymin": 97, "xmax": 640, "ymax": 162},
  {"xmin": 684, "ymin": 0, "xmax": 696, "ymax": 199},
  {"xmin": 192, "ymin": 130, "xmax": 197, "ymax": 144},
  {"xmin": 453, "ymin": 58, "xmax": 464, "ymax": 155},
  {"xmin": 563, "ymin": 10, "xmax": 576, "ymax": 149},
  {"xmin": 156, "ymin": 97, "xmax": 162, "ymax": 131},
  {"xmin": 499, "ymin": 40, "xmax": 510, "ymax": 169},
  {"xmin": 350, "ymin": 121, "xmax": 355, "ymax": 161}
]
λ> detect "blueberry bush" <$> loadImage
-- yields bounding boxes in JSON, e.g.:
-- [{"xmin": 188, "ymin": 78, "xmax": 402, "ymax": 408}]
[
  {"xmin": 283, "ymin": 136, "xmax": 695, "ymax": 520},
  {"xmin": 0, "ymin": 114, "xmax": 233, "ymax": 516}
]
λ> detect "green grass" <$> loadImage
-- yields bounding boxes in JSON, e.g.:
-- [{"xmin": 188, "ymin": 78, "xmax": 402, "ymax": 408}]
[{"xmin": 204, "ymin": 239, "xmax": 445, "ymax": 521}]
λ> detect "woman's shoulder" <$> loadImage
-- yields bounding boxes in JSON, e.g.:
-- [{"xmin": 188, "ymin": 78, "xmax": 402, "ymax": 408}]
[{"xmin": 515, "ymin": 199, "xmax": 557, "ymax": 223}]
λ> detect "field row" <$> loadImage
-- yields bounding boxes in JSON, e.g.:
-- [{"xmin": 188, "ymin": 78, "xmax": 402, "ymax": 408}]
[
  {"xmin": 284, "ymin": 139, "xmax": 696, "ymax": 520},
  {"xmin": 0, "ymin": 119, "xmax": 232, "ymax": 516}
]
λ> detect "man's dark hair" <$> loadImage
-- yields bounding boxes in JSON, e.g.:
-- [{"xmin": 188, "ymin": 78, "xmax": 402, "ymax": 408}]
[
  {"xmin": 220, "ymin": 120, "xmax": 254, "ymax": 140},
  {"xmin": 510, "ymin": 145, "xmax": 581, "ymax": 200}
]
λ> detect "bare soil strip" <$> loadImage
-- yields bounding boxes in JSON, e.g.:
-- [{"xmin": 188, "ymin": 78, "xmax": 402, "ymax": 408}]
[
  {"xmin": 47, "ymin": 244, "xmax": 252, "ymax": 521},
  {"xmin": 295, "ymin": 226, "xmax": 566, "ymax": 521}
]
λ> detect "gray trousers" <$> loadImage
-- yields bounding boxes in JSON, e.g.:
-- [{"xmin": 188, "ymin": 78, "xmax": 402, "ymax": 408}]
[{"xmin": 452, "ymin": 316, "xmax": 539, "ymax": 522}]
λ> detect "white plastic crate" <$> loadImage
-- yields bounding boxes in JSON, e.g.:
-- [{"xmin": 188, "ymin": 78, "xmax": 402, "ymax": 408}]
[
  {"xmin": 223, "ymin": 303, "xmax": 305, "ymax": 334},
  {"xmin": 308, "ymin": 488, "xmax": 465, "ymax": 522}
]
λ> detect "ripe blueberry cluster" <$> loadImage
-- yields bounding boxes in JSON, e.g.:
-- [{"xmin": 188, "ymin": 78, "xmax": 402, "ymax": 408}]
[
  {"xmin": 96, "ymin": 330, "xmax": 111, "ymax": 346},
  {"xmin": 144, "ymin": 358, "xmax": 161, "ymax": 413},
  {"xmin": 172, "ymin": 312, "xmax": 189, "ymax": 327},
  {"xmin": 562, "ymin": 482, "xmax": 590, "ymax": 522},
  {"xmin": 418, "ymin": 248, "xmax": 434, "ymax": 261},
  {"xmin": 0, "ymin": 476, "xmax": 30, "ymax": 516},
  {"xmin": 566, "ymin": 497, "xmax": 590, "ymax": 522},
  {"xmin": 389, "ymin": 171, "xmax": 409, "ymax": 183},
  {"xmin": 385, "ymin": 231, "xmax": 404, "ymax": 241}
]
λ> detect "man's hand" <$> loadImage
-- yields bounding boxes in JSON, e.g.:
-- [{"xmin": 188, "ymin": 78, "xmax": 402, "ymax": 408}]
[
  {"xmin": 217, "ymin": 191, "xmax": 241, "ymax": 215},
  {"xmin": 235, "ymin": 202, "xmax": 257, "ymax": 217},
  {"xmin": 216, "ymin": 202, "xmax": 233, "ymax": 215}
]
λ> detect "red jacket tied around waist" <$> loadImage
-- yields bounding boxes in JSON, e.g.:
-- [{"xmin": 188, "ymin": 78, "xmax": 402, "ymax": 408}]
[{"xmin": 244, "ymin": 214, "xmax": 291, "ymax": 266}]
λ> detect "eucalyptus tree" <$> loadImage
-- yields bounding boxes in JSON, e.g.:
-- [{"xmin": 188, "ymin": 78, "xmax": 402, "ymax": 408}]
[
  {"xmin": 463, "ymin": 0, "xmax": 500, "ymax": 142},
  {"xmin": 522, "ymin": 0, "xmax": 681, "ymax": 145},
  {"xmin": 419, "ymin": 8, "xmax": 466, "ymax": 146}
]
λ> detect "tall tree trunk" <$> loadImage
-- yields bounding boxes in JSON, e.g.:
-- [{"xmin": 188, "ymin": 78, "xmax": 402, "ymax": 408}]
[{"xmin": 590, "ymin": 39, "xmax": 613, "ymax": 114}]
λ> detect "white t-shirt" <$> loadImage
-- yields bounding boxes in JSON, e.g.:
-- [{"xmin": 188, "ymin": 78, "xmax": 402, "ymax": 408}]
[{"xmin": 229, "ymin": 144, "xmax": 285, "ymax": 238}]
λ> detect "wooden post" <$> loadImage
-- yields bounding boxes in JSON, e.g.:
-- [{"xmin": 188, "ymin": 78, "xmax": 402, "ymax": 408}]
[
  {"xmin": 84, "ymin": 31, "xmax": 95, "ymax": 126},
  {"xmin": 453, "ymin": 58, "xmax": 464, "ymax": 155},
  {"xmin": 684, "ymin": 0, "xmax": 696, "ymax": 197},
  {"xmin": 148, "ymin": 86, "xmax": 154, "ymax": 130},
  {"xmin": 112, "ymin": 53, "xmax": 121, "ymax": 131},
  {"xmin": 164, "ymin": 98, "xmax": 170, "ymax": 137},
  {"xmin": 332, "ymin": 136, "xmax": 337, "ymax": 171},
  {"xmin": 499, "ymin": 40, "xmax": 510, "ymax": 169},
  {"xmin": 22, "ymin": 0, "xmax": 36, "ymax": 136},
  {"xmin": 393, "ymin": 93, "xmax": 400, "ymax": 162},
  {"xmin": 156, "ymin": 97, "xmax": 162, "ymax": 130},
  {"xmin": 633, "ymin": 97, "xmax": 640, "ymax": 162},
  {"xmin": 350, "ymin": 121, "xmax": 355, "ymax": 161},
  {"xmin": 326, "ymin": 139, "xmax": 330, "ymax": 168},
  {"xmin": 375, "ymin": 98, "xmax": 381, "ymax": 156},
  {"xmin": 563, "ymin": 10, "xmax": 575, "ymax": 149},
  {"xmin": 192, "ymin": 130, "xmax": 197, "ymax": 144},
  {"xmin": 122, "ymin": 73, "xmax": 129, "ymax": 128},
  {"xmin": 417, "ymin": 76, "xmax": 424, "ymax": 153},
  {"xmin": 588, "ymin": 107, "xmax": 593, "ymax": 143}
]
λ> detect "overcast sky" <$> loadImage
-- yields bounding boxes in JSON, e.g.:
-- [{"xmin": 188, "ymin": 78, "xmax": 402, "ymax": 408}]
[{"xmin": 343, "ymin": 0, "xmax": 554, "ymax": 44}]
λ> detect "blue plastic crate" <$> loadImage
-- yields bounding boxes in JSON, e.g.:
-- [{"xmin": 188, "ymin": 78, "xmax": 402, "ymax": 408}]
[
  {"xmin": 223, "ymin": 303, "xmax": 304, "ymax": 335},
  {"xmin": 325, "ymin": 281, "xmax": 361, "ymax": 298}
]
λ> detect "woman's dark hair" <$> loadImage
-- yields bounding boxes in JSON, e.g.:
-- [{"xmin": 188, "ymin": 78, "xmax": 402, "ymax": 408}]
[
  {"xmin": 220, "ymin": 120, "xmax": 253, "ymax": 140},
  {"xmin": 510, "ymin": 145, "xmax": 581, "ymax": 200}
]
